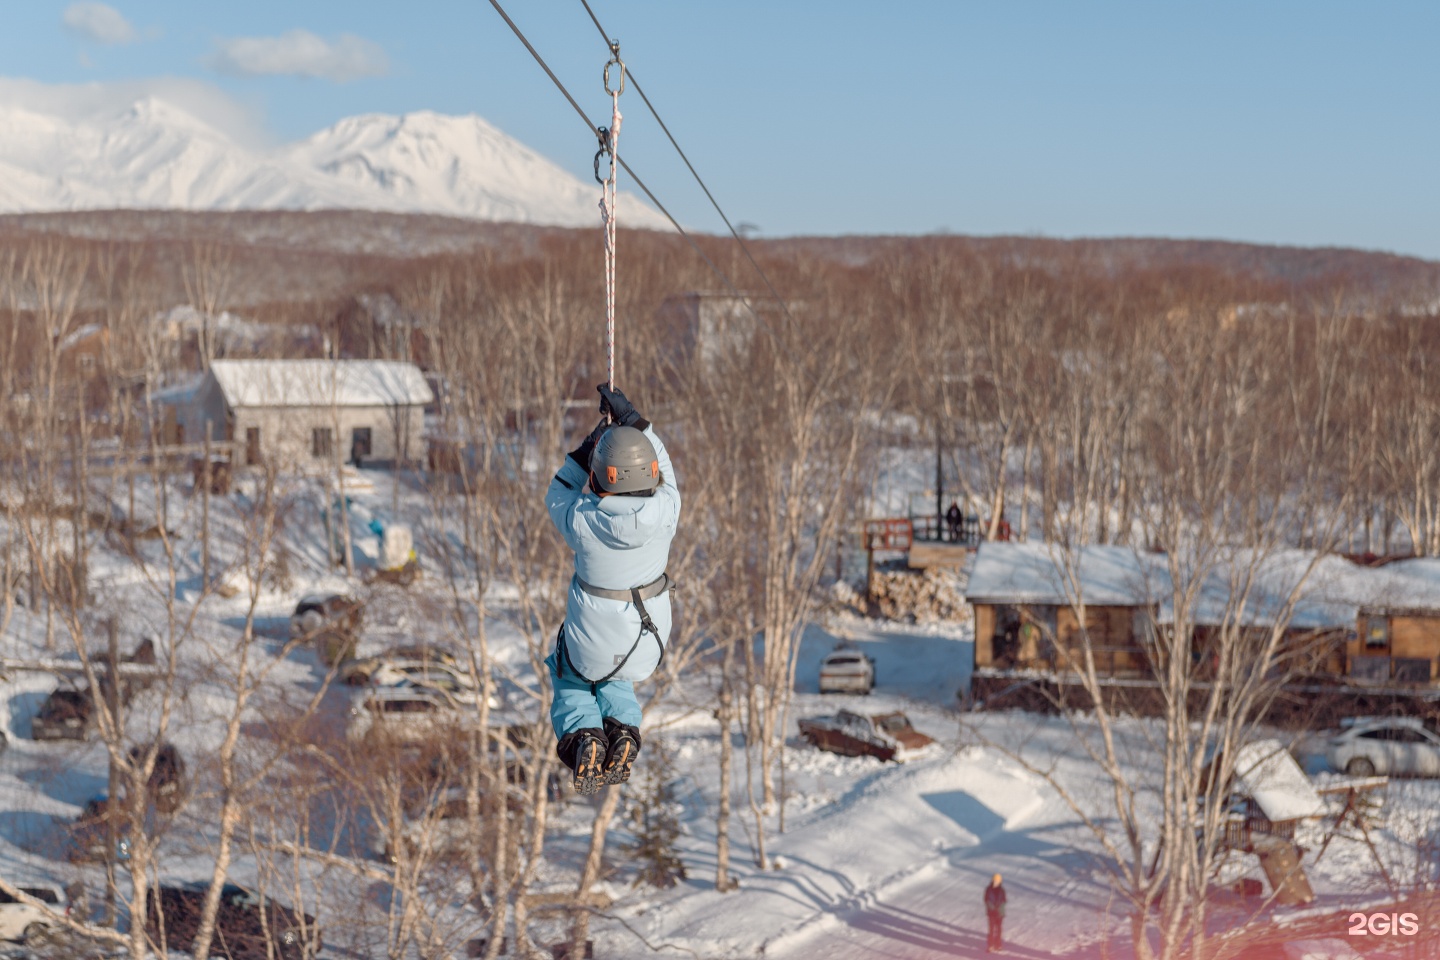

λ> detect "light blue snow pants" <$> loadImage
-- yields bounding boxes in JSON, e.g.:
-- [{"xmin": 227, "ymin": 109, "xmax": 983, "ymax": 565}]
[{"xmin": 546, "ymin": 646, "xmax": 642, "ymax": 738}]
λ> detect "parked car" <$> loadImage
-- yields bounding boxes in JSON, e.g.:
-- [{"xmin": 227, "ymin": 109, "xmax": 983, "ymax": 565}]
[
  {"xmin": 289, "ymin": 594, "xmax": 363, "ymax": 640},
  {"xmin": 0, "ymin": 882, "xmax": 70, "ymax": 944},
  {"xmin": 369, "ymin": 660, "xmax": 478, "ymax": 693},
  {"xmin": 385, "ymin": 677, "xmax": 499, "ymax": 711},
  {"xmin": 146, "ymin": 882, "xmax": 320, "ymax": 960},
  {"xmin": 68, "ymin": 794, "xmax": 133, "ymax": 863},
  {"xmin": 798, "ymin": 709, "xmax": 936, "ymax": 762},
  {"xmin": 1327, "ymin": 717, "xmax": 1440, "ymax": 777},
  {"xmin": 31, "ymin": 682, "xmax": 94, "ymax": 741},
  {"xmin": 818, "ymin": 646, "xmax": 876, "ymax": 694},
  {"xmin": 339, "ymin": 645, "xmax": 460, "ymax": 686},
  {"xmin": 130, "ymin": 741, "xmax": 188, "ymax": 814},
  {"xmin": 347, "ymin": 686, "xmax": 470, "ymax": 744}
]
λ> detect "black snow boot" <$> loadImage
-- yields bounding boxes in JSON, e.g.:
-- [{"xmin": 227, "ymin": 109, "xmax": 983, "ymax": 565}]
[
  {"xmin": 602, "ymin": 717, "xmax": 642, "ymax": 785},
  {"xmin": 556, "ymin": 727, "xmax": 608, "ymax": 797}
]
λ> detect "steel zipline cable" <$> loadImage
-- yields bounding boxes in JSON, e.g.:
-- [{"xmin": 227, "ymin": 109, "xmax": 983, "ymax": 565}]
[
  {"xmin": 577, "ymin": 0, "xmax": 799, "ymax": 330},
  {"xmin": 485, "ymin": 0, "xmax": 818, "ymax": 384}
]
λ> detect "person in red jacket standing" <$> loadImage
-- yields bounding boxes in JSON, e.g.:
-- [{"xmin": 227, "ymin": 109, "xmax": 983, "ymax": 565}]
[{"xmin": 984, "ymin": 873, "xmax": 1007, "ymax": 952}]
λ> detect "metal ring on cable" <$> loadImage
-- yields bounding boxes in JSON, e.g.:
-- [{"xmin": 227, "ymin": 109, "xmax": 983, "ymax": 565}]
[{"xmin": 604, "ymin": 57, "xmax": 626, "ymax": 96}]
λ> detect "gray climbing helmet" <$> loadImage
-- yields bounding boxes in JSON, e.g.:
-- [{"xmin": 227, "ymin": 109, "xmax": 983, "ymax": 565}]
[{"xmin": 590, "ymin": 425, "xmax": 660, "ymax": 494}]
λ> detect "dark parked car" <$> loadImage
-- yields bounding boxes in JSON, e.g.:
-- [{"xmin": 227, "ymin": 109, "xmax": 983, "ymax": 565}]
[
  {"xmin": 68, "ymin": 794, "xmax": 132, "ymax": 863},
  {"xmin": 798, "ymin": 710, "xmax": 936, "ymax": 762},
  {"xmin": 31, "ymin": 658, "xmax": 142, "ymax": 742},
  {"xmin": 130, "ymin": 742, "xmax": 187, "ymax": 814},
  {"xmin": 31, "ymin": 682, "xmax": 94, "ymax": 741},
  {"xmin": 289, "ymin": 594, "xmax": 363, "ymax": 640},
  {"xmin": 146, "ymin": 882, "xmax": 320, "ymax": 960}
]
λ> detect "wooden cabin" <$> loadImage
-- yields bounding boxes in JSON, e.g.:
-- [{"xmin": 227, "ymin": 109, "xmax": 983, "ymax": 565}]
[
  {"xmin": 968, "ymin": 546, "xmax": 1440, "ymax": 688},
  {"xmin": 967, "ymin": 544, "xmax": 1160, "ymax": 677}
]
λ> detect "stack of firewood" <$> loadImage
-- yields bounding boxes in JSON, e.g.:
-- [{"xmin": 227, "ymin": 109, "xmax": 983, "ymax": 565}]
[{"xmin": 869, "ymin": 568, "xmax": 968, "ymax": 622}]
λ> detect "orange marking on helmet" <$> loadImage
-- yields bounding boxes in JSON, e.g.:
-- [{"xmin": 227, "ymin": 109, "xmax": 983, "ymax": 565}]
[
  {"xmin": 650, "ymin": 460, "xmax": 659, "ymax": 477},
  {"xmin": 606, "ymin": 466, "xmax": 618, "ymax": 484}
]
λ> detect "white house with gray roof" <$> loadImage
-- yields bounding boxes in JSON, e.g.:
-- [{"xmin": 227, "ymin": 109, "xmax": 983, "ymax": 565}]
[{"xmin": 169, "ymin": 360, "xmax": 433, "ymax": 469}]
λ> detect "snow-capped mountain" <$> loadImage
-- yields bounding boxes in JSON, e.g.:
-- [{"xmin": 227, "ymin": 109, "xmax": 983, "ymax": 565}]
[
  {"xmin": 0, "ymin": 97, "xmax": 669, "ymax": 229},
  {"xmin": 282, "ymin": 111, "xmax": 666, "ymax": 228}
]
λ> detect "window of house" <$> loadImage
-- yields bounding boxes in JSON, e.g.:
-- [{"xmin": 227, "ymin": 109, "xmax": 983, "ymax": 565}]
[
  {"xmin": 245, "ymin": 427, "xmax": 261, "ymax": 466},
  {"xmin": 1364, "ymin": 616, "xmax": 1389, "ymax": 649},
  {"xmin": 312, "ymin": 427, "xmax": 333, "ymax": 458}
]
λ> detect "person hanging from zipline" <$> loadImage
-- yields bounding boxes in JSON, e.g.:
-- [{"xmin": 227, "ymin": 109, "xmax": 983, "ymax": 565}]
[{"xmin": 545, "ymin": 383, "xmax": 680, "ymax": 795}]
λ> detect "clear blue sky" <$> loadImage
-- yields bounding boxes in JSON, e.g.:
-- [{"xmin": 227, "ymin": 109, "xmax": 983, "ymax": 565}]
[{"xmin": 4, "ymin": 1, "xmax": 1438, "ymax": 258}]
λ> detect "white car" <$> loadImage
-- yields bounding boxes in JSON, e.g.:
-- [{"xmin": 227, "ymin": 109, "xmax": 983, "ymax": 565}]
[
  {"xmin": 0, "ymin": 882, "xmax": 70, "ymax": 943},
  {"xmin": 368, "ymin": 660, "xmax": 478, "ymax": 694},
  {"xmin": 347, "ymin": 686, "xmax": 469, "ymax": 743},
  {"xmin": 1327, "ymin": 717, "xmax": 1440, "ymax": 777},
  {"xmin": 818, "ymin": 647, "xmax": 876, "ymax": 694}
]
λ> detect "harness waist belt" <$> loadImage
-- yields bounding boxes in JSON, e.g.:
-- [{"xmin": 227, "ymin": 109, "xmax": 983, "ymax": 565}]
[{"xmin": 575, "ymin": 572, "xmax": 669, "ymax": 602}]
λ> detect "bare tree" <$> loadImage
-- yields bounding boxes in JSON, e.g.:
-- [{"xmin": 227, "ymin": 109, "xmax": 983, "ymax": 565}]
[{"xmin": 181, "ymin": 240, "xmax": 233, "ymax": 370}]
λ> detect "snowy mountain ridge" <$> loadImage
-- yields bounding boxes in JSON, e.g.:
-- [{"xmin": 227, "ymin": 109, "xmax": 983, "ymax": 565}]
[{"xmin": 0, "ymin": 96, "xmax": 670, "ymax": 229}]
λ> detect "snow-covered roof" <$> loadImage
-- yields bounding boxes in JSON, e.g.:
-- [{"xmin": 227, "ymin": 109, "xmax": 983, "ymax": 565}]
[
  {"xmin": 1232, "ymin": 739, "xmax": 1326, "ymax": 821},
  {"xmin": 209, "ymin": 360, "xmax": 433, "ymax": 409},
  {"xmin": 965, "ymin": 543, "xmax": 1162, "ymax": 607},
  {"xmin": 1355, "ymin": 557, "xmax": 1440, "ymax": 613},
  {"xmin": 966, "ymin": 542, "xmax": 1440, "ymax": 628}
]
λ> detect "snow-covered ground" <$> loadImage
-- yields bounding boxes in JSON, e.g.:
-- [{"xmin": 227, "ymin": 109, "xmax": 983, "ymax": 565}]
[{"xmin": 0, "ymin": 469, "xmax": 1432, "ymax": 958}]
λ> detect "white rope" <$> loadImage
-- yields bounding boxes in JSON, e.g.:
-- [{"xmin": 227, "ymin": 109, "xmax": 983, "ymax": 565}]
[{"xmin": 599, "ymin": 54, "xmax": 624, "ymax": 393}]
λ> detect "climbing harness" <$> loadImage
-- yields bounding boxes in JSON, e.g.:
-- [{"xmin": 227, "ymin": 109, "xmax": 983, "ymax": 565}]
[
  {"xmin": 594, "ymin": 40, "xmax": 625, "ymax": 397},
  {"xmin": 576, "ymin": 572, "xmax": 668, "ymax": 602},
  {"xmin": 559, "ymin": 572, "xmax": 670, "ymax": 695}
]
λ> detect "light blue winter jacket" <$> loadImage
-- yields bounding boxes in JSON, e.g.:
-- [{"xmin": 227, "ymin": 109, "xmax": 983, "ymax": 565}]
[{"xmin": 545, "ymin": 425, "xmax": 680, "ymax": 683}]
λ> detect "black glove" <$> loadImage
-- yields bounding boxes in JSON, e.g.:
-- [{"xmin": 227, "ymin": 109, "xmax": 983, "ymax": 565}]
[
  {"xmin": 597, "ymin": 384, "xmax": 649, "ymax": 431},
  {"xmin": 567, "ymin": 418, "xmax": 609, "ymax": 472}
]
